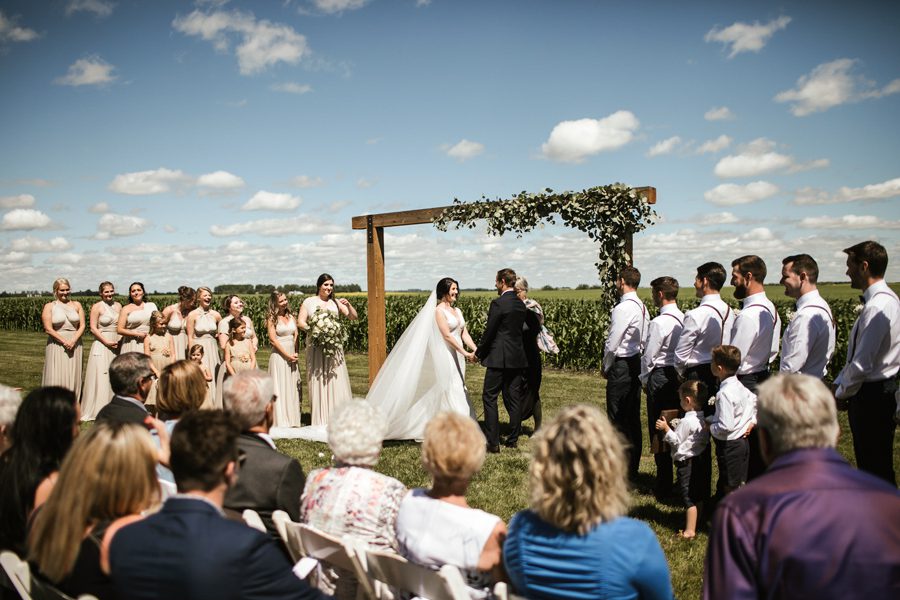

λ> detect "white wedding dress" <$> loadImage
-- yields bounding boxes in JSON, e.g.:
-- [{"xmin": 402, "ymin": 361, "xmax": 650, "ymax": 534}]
[{"xmin": 367, "ymin": 291, "xmax": 473, "ymax": 440}]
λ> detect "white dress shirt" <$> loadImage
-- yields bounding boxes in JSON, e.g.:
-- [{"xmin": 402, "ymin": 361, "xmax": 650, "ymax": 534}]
[
  {"xmin": 779, "ymin": 289, "xmax": 835, "ymax": 377},
  {"xmin": 640, "ymin": 303, "xmax": 685, "ymax": 385},
  {"xmin": 663, "ymin": 410, "xmax": 709, "ymax": 462},
  {"xmin": 730, "ymin": 291, "xmax": 781, "ymax": 375},
  {"xmin": 708, "ymin": 376, "xmax": 756, "ymax": 441},
  {"xmin": 674, "ymin": 294, "xmax": 735, "ymax": 376},
  {"xmin": 603, "ymin": 291, "xmax": 649, "ymax": 373},
  {"xmin": 834, "ymin": 280, "xmax": 900, "ymax": 399}
]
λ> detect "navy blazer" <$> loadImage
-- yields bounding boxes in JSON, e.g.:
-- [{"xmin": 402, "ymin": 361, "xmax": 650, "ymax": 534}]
[
  {"xmin": 94, "ymin": 395, "xmax": 148, "ymax": 425},
  {"xmin": 110, "ymin": 497, "xmax": 326, "ymax": 600},
  {"xmin": 476, "ymin": 290, "xmax": 530, "ymax": 369}
]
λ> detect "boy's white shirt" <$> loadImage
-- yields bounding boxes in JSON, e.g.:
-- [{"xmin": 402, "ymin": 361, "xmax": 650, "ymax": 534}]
[{"xmin": 708, "ymin": 376, "xmax": 757, "ymax": 441}]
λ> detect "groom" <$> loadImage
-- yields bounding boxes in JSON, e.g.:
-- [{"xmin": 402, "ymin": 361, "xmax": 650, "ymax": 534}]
[{"xmin": 476, "ymin": 268, "xmax": 531, "ymax": 452}]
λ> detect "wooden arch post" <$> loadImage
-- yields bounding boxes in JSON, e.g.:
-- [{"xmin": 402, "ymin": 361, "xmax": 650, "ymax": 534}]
[{"xmin": 352, "ymin": 186, "xmax": 656, "ymax": 383}]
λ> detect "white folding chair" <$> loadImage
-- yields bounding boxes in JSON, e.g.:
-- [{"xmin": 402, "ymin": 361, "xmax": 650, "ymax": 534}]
[
  {"xmin": 292, "ymin": 523, "xmax": 375, "ymax": 600},
  {"xmin": 272, "ymin": 510, "xmax": 301, "ymax": 562},
  {"xmin": 0, "ymin": 551, "xmax": 98, "ymax": 600},
  {"xmin": 241, "ymin": 508, "xmax": 267, "ymax": 533},
  {"xmin": 492, "ymin": 581, "xmax": 527, "ymax": 600},
  {"xmin": 362, "ymin": 548, "xmax": 470, "ymax": 600}
]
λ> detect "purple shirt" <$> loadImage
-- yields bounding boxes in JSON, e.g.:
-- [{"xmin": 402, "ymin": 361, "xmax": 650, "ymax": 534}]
[{"xmin": 703, "ymin": 448, "xmax": 900, "ymax": 600}]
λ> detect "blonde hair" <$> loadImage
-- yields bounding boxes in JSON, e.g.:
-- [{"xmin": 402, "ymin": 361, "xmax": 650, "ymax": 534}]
[
  {"xmin": 52, "ymin": 278, "xmax": 70, "ymax": 294},
  {"xmin": 148, "ymin": 310, "xmax": 167, "ymax": 333},
  {"xmin": 157, "ymin": 360, "xmax": 207, "ymax": 417},
  {"xmin": 529, "ymin": 405, "xmax": 629, "ymax": 534},
  {"xmin": 422, "ymin": 412, "xmax": 486, "ymax": 483},
  {"xmin": 757, "ymin": 374, "xmax": 839, "ymax": 457},
  {"xmin": 28, "ymin": 422, "xmax": 159, "ymax": 582}
]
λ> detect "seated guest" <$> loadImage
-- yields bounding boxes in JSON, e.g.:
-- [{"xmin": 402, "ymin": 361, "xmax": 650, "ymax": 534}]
[
  {"xmin": 504, "ymin": 405, "xmax": 673, "ymax": 600},
  {"xmin": 301, "ymin": 401, "xmax": 406, "ymax": 598},
  {"xmin": 28, "ymin": 421, "xmax": 161, "ymax": 600},
  {"xmin": 154, "ymin": 359, "xmax": 208, "ymax": 483},
  {"xmin": 0, "ymin": 384, "xmax": 23, "ymax": 454},
  {"xmin": 704, "ymin": 374, "xmax": 900, "ymax": 599},
  {"xmin": 395, "ymin": 412, "xmax": 506, "ymax": 598},
  {"xmin": 95, "ymin": 352, "xmax": 155, "ymax": 425},
  {"xmin": 109, "ymin": 411, "xmax": 326, "ymax": 600},
  {"xmin": 0, "ymin": 387, "xmax": 78, "ymax": 555},
  {"xmin": 224, "ymin": 370, "xmax": 305, "ymax": 538}
]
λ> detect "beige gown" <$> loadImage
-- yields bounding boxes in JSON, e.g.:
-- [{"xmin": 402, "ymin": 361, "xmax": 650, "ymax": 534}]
[
  {"xmin": 269, "ymin": 316, "xmax": 302, "ymax": 427},
  {"xmin": 302, "ymin": 296, "xmax": 352, "ymax": 427},
  {"xmin": 214, "ymin": 315, "xmax": 255, "ymax": 408},
  {"xmin": 145, "ymin": 333, "xmax": 173, "ymax": 406},
  {"xmin": 167, "ymin": 309, "xmax": 189, "ymax": 360},
  {"xmin": 119, "ymin": 302, "xmax": 157, "ymax": 354},
  {"xmin": 81, "ymin": 302, "xmax": 119, "ymax": 420},
  {"xmin": 193, "ymin": 310, "xmax": 221, "ymax": 407},
  {"xmin": 42, "ymin": 301, "xmax": 83, "ymax": 401}
]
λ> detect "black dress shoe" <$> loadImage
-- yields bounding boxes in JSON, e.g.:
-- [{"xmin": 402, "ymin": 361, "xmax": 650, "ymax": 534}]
[{"xmin": 486, "ymin": 444, "xmax": 501, "ymax": 454}]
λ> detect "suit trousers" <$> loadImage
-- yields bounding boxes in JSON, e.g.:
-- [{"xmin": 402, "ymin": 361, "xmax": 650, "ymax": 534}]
[
  {"xmin": 647, "ymin": 366, "xmax": 681, "ymax": 493},
  {"xmin": 482, "ymin": 367, "xmax": 526, "ymax": 447},
  {"xmin": 737, "ymin": 369, "xmax": 770, "ymax": 481},
  {"xmin": 848, "ymin": 379, "xmax": 898, "ymax": 486},
  {"xmin": 606, "ymin": 354, "xmax": 642, "ymax": 478}
]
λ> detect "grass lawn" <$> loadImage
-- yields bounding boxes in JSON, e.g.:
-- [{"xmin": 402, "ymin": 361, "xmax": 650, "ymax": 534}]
[{"xmin": 2, "ymin": 330, "xmax": 896, "ymax": 599}]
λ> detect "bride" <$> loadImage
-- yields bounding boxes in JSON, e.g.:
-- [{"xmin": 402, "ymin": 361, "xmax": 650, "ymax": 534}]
[{"xmin": 367, "ymin": 277, "xmax": 478, "ymax": 440}]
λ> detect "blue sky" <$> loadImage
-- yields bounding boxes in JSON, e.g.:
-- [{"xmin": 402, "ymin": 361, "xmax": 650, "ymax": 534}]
[{"xmin": 1, "ymin": 0, "xmax": 898, "ymax": 293}]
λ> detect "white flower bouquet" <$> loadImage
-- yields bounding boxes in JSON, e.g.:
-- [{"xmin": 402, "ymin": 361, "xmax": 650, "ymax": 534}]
[{"xmin": 308, "ymin": 308, "xmax": 348, "ymax": 359}]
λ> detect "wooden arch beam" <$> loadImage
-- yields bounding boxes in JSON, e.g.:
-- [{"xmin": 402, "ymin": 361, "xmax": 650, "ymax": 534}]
[{"xmin": 352, "ymin": 186, "xmax": 656, "ymax": 383}]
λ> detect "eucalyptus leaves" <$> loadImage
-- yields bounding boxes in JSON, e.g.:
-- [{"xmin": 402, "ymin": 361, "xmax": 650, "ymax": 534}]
[{"xmin": 432, "ymin": 184, "xmax": 657, "ymax": 307}]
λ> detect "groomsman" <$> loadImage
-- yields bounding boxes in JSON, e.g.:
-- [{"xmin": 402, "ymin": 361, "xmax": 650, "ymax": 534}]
[
  {"xmin": 640, "ymin": 276, "xmax": 684, "ymax": 496},
  {"xmin": 729, "ymin": 255, "xmax": 780, "ymax": 393},
  {"xmin": 729, "ymin": 255, "xmax": 780, "ymax": 480},
  {"xmin": 674, "ymin": 262, "xmax": 735, "ymax": 412},
  {"xmin": 603, "ymin": 266, "xmax": 649, "ymax": 479},
  {"xmin": 833, "ymin": 241, "xmax": 899, "ymax": 485},
  {"xmin": 778, "ymin": 254, "xmax": 835, "ymax": 377}
]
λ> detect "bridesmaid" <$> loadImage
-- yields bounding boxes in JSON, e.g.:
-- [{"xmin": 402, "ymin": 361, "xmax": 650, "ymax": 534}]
[
  {"xmin": 80, "ymin": 281, "xmax": 121, "ymax": 420},
  {"xmin": 297, "ymin": 273, "xmax": 357, "ymax": 427},
  {"xmin": 214, "ymin": 295, "xmax": 257, "ymax": 407},
  {"xmin": 41, "ymin": 278, "xmax": 85, "ymax": 400},
  {"xmin": 162, "ymin": 286, "xmax": 195, "ymax": 360},
  {"xmin": 266, "ymin": 290, "xmax": 302, "ymax": 427},
  {"xmin": 186, "ymin": 287, "xmax": 221, "ymax": 404},
  {"xmin": 116, "ymin": 282, "xmax": 157, "ymax": 354},
  {"xmin": 144, "ymin": 311, "xmax": 176, "ymax": 409}
]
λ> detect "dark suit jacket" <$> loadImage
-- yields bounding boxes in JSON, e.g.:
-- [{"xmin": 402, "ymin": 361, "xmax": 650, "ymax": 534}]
[
  {"xmin": 475, "ymin": 290, "xmax": 530, "ymax": 369},
  {"xmin": 110, "ymin": 497, "xmax": 325, "ymax": 600},
  {"xmin": 94, "ymin": 395, "xmax": 148, "ymax": 425},
  {"xmin": 224, "ymin": 432, "xmax": 305, "ymax": 539}
]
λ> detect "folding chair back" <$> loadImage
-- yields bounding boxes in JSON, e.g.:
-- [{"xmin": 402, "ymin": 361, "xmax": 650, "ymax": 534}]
[
  {"xmin": 0, "ymin": 552, "xmax": 97, "ymax": 600},
  {"xmin": 241, "ymin": 508, "xmax": 266, "ymax": 533},
  {"xmin": 363, "ymin": 548, "xmax": 470, "ymax": 600},
  {"xmin": 295, "ymin": 524, "xmax": 375, "ymax": 599},
  {"xmin": 271, "ymin": 510, "xmax": 300, "ymax": 561}
]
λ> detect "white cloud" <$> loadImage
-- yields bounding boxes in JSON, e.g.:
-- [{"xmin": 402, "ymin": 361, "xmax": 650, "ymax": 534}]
[
  {"xmin": 108, "ymin": 168, "xmax": 192, "ymax": 195},
  {"xmin": 696, "ymin": 134, "xmax": 732, "ymax": 154},
  {"xmin": 444, "ymin": 139, "xmax": 485, "ymax": 162},
  {"xmin": 774, "ymin": 58, "xmax": 900, "ymax": 116},
  {"xmin": 10, "ymin": 236, "xmax": 72, "ymax": 252},
  {"xmin": 705, "ymin": 16, "xmax": 791, "ymax": 58},
  {"xmin": 209, "ymin": 215, "xmax": 342, "ymax": 237},
  {"xmin": 89, "ymin": 202, "xmax": 109, "ymax": 214},
  {"xmin": 696, "ymin": 211, "xmax": 740, "ymax": 226},
  {"xmin": 312, "ymin": 0, "xmax": 370, "ymax": 13},
  {"xmin": 704, "ymin": 106, "xmax": 735, "ymax": 121},
  {"xmin": 197, "ymin": 170, "xmax": 245, "ymax": 192},
  {"xmin": 241, "ymin": 190, "xmax": 301, "ymax": 211},
  {"xmin": 0, "ymin": 10, "xmax": 40, "ymax": 43},
  {"xmin": 794, "ymin": 177, "xmax": 900, "ymax": 205},
  {"xmin": 54, "ymin": 55, "xmax": 117, "ymax": 86},
  {"xmin": 1, "ymin": 209, "xmax": 52, "ymax": 230},
  {"xmin": 704, "ymin": 181, "xmax": 779, "ymax": 205},
  {"xmin": 172, "ymin": 9, "xmax": 309, "ymax": 75},
  {"xmin": 799, "ymin": 215, "xmax": 900, "ymax": 230},
  {"xmin": 356, "ymin": 178, "xmax": 376, "ymax": 189},
  {"xmin": 714, "ymin": 138, "xmax": 827, "ymax": 178},
  {"xmin": 66, "ymin": 0, "xmax": 115, "ymax": 18},
  {"xmin": 271, "ymin": 82, "xmax": 312, "ymax": 95},
  {"xmin": 56, "ymin": 253, "xmax": 84, "ymax": 265},
  {"xmin": 647, "ymin": 136, "xmax": 681, "ymax": 157},
  {"xmin": 541, "ymin": 110, "xmax": 639, "ymax": 163},
  {"xmin": 0, "ymin": 194, "xmax": 35, "ymax": 209},
  {"xmin": 93, "ymin": 213, "xmax": 149, "ymax": 239},
  {"xmin": 289, "ymin": 175, "xmax": 324, "ymax": 188}
]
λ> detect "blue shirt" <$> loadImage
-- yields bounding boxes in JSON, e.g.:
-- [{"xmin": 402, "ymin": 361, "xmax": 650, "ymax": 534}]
[{"xmin": 504, "ymin": 510, "xmax": 673, "ymax": 600}]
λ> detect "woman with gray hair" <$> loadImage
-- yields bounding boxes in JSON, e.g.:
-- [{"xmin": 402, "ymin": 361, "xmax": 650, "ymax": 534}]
[
  {"xmin": 300, "ymin": 400, "xmax": 406, "ymax": 598},
  {"xmin": 503, "ymin": 405, "xmax": 673, "ymax": 599}
]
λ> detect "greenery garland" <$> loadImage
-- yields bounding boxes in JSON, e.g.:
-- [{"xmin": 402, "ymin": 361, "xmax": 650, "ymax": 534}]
[{"xmin": 433, "ymin": 184, "xmax": 657, "ymax": 306}]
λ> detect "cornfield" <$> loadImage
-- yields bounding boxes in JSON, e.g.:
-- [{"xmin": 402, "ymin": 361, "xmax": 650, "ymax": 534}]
[{"xmin": 0, "ymin": 294, "xmax": 862, "ymax": 378}]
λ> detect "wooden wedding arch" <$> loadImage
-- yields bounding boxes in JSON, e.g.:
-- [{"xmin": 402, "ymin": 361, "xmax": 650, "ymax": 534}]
[{"xmin": 351, "ymin": 186, "xmax": 657, "ymax": 382}]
